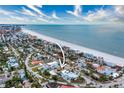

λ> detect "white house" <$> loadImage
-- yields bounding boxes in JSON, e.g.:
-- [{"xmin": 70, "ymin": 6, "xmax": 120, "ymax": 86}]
[
  {"xmin": 47, "ymin": 61, "xmax": 59, "ymax": 69},
  {"xmin": 49, "ymin": 70, "xmax": 57, "ymax": 75},
  {"xmin": 7, "ymin": 57, "xmax": 19, "ymax": 68},
  {"xmin": 3, "ymin": 46, "xmax": 8, "ymax": 51},
  {"xmin": 111, "ymin": 73, "xmax": 119, "ymax": 78},
  {"xmin": 61, "ymin": 70, "xmax": 78, "ymax": 81},
  {"xmin": 19, "ymin": 69, "xmax": 26, "ymax": 80}
]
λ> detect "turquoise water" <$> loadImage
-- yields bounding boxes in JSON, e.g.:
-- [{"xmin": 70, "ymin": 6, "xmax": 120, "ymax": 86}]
[{"xmin": 25, "ymin": 25, "xmax": 124, "ymax": 58}]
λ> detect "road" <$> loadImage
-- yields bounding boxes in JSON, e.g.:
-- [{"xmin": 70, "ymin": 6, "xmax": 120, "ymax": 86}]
[
  {"xmin": 25, "ymin": 53, "xmax": 43, "ymax": 79},
  {"xmin": 10, "ymin": 45, "xmax": 44, "ymax": 85},
  {"xmin": 10, "ymin": 44, "xmax": 124, "ymax": 88}
]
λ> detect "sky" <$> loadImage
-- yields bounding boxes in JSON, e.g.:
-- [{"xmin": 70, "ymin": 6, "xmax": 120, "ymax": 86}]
[{"xmin": 0, "ymin": 5, "xmax": 124, "ymax": 24}]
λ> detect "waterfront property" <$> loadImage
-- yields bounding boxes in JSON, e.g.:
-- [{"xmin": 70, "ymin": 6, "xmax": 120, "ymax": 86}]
[
  {"xmin": 0, "ymin": 25, "xmax": 124, "ymax": 88},
  {"xmin": 7, "ymin": 57, "xmax": 19, "ymax": 69},
  {"xmin": 61, "ymin": 70, "xmax": 78, "ymax": 81}
]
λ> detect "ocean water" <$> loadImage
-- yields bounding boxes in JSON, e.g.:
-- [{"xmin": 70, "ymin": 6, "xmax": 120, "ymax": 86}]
[{"xmin": 25, "ymin": 24, "xmax": 124, "ymax": 58}]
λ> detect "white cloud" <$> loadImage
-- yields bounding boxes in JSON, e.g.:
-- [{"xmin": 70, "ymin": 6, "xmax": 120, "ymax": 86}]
[
  {"xmin": 0, "ymin": 8, "xmax": 15, "ymax": 15},
  {"xmin": 0, "ymin": 5, "xmax": 124, "ymax": 24},
  {"xmin": 21, "ymin": 7, "xmax": 37, "ymax": 16},
  {"xmin": 83, "ymin": 8, "xmax": 109, "ymax": 22},
  {"xmin": 52, "ymin": 11, "xmax": 60, "ymax": 19},
  {"xmin": 0, "ymin": 8, "xmax": 23, "ymax": 23},
  {"xmin": 26, "ymin": 5, "xmax": 52, "ymax": 22},
  {"xmin": 114, "ymin": 6, "xmax": 124, "ymax": 16},
  {"xmin": 10, "ymin": 15, "xmax": 25, "ymax": 21},
  {"xmin": 83, "ymin": 6, "xmax": 124, "ymax": 23},
  {"xmin": 26, "ymin": 5, "xmax": 47, "ymax": 17},
  {"xmin": 0, "ymin": 7, "xmax": 48, "ymax": 24},
  {"xmin": 66, "ymin": 5, "xmax": 82, "ymax": 17},
  {"xmin": 66, "ymin": 5, "xmax": 124, "ymax": 23}
]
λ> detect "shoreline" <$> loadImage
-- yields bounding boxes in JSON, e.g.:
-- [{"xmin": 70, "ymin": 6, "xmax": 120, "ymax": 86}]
[{"xmin": 22, "ymin": 28, "xmax": 124, "ymax": 66}]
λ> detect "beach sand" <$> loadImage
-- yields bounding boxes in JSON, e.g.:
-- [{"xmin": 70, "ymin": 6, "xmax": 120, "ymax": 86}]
[{"xmin": 22, "ymin": 28, "xmax": 124, "ymax": 66}]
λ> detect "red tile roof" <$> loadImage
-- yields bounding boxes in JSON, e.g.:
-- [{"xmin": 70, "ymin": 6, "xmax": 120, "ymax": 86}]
[
  {"xmin": 97, "ymin": 66, "xmax": 105, "ymax": 71},
  {"xmin": 32, "ymin": 60, "xmax": 42, "ymax": 65}
]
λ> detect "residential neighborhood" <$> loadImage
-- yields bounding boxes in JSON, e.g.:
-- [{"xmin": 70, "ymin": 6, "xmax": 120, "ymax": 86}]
[{"xmin": 0, "ymin": 25, "xmax": 124, "ymax": 88}]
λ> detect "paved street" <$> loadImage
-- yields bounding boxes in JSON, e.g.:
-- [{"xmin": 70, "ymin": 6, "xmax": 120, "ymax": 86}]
[{"xmin": 10, "ymin": 42, "xmax": 124, "ymax": 88}]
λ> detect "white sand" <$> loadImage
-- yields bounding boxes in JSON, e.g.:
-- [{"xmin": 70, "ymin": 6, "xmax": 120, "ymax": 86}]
[{"xmin": 22, "ymin": 28, "xmax": 124, "ymax": 66}]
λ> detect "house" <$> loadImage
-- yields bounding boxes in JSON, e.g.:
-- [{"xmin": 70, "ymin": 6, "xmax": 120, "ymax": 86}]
[
  {"xmin": 7, "ymin": 57, "xmax": 19, "ymax": 68},
  {"xmin": 92, "ymin": 63, "xmax": 100, "ymax": 68},
  {"xmin": 0, "ymin": 75, "xmax": 6, "ymax": 85},
  {"xmin": 28, "ymin": 34, "xmax": 37, "ymax": 40},
  {"xmin": 0, "ymin": 74, "xmax": 11, "ymax": 85},
  {"xmin": 47, "ymin": 61, "xmax": 59, "ymax": 69},
  {"xmin": 36, "ymin": 53, "xmax": 43, "ymax": 58},
  {"xmin": 83, "ymin": 68, "xmax": 90, "ymax": 74},
  {"xmin": 77, "ymin": 59, "xmax": 87, "ymax": 68},
  {"xmin": 3, "ymin": 46, "xmax": 8, "ymax": 51},
  {"xmin": 96, "ymin": 66, "xmax": 119, "ymax": 78},
  {"xmin": 32, "ymin": 53, "xmax": 44, "ymax": 61},
  {"xmin": 32, "ymin": 60, "xmax": 43, "ymax": 65},
  {"xmin": 27, "ymin": 48, "xmax": 33, "ymax": 52},
  {"xmin": 41, "ymin": 64, "xmax": 49, "ymax": 70},
  {"xmin": 19, "ymin": 69, "xmax": 27, "ymax": 80},
  {"xmin": 61, "ymin": 70, "xmax": 78, "ymax": 81},
  {"xmin": 23, "ymin": 80, "xmax": 31, "ymax": 88},
  {"xmin": 84, "ymin": 53, "xmax": 94, "ymax": 59},
  {"xmin": 112, "ymin": 73, "xmax": 119, "ymax": 78},
  {"xmin": 97, "ymin": 66, "xmax": 105, "ymax": 71},
  {"xmin": 18, "ymin": 47, "xmax": 23, "ymax": 52},
  {"xmin": 92, "ymin": 73, "xmax": 100, "ymax": 79},
  {"xmin": 49, "ymin": 70, "xmax": 57, "ymax": 75},
  {"xmin": 18, "ymin": 70, "xmax": 31, "ymax": 87}
]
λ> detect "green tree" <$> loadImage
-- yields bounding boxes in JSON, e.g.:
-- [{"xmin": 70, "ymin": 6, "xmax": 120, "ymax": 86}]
[
  {"xmin": 52, "ymin": 75, "xmax": 58, "ymax": 82},
  {"xmin": 99, "ymin": 75, "xmax": 108, "ymax": 82},
  {"xmin": 5, "ymin": 76, "xmax": 21, "ymax": 88},
  {"xmin": 31, "ymin": 82, "xmax": 41, "ymax": 88},
  {"xmin": 43, "ymin": 70, "xmax": 50, "ymax": 78}
]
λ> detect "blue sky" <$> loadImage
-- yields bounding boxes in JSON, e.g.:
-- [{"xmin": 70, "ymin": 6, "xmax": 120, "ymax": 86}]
[{"xmin": 0, "ymin": 5, "xmax": 123, "ymax": 24}]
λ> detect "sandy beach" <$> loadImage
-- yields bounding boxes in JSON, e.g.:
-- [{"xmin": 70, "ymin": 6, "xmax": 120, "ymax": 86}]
[{"xmin": 22, "ymin": 28, "xmax": 124, "ymax": 66}]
